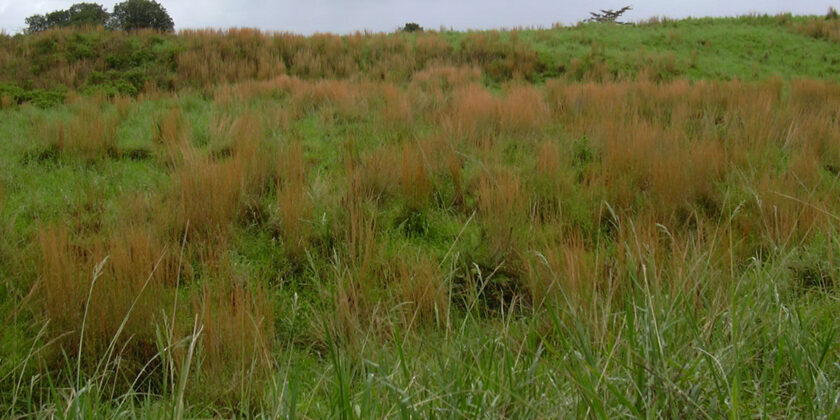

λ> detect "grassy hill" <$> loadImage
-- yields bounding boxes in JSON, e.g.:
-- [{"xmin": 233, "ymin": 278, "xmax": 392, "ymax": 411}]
[
  {"xmin": 1, "ymin": 15, "xmax": 840, "ymax": 418},
  {"xmin": 1, "ymin": 14, "xmax": 839, "ymax": 103}
]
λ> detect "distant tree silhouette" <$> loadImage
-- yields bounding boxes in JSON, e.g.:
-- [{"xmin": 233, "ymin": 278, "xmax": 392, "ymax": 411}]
[
  {"xmin": 586, "ymin": 6, "xmax": 633, "ymax": 24},
  {"xmin": 400, "ymin": 22, "xmax": 423, "ymax": 32},
  {"xmin": 25, "ymin": 3, "xmax": 109, "ymax": 33}
]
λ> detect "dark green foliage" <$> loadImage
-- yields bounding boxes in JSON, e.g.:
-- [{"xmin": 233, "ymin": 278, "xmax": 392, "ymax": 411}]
[
  {"xmin": 108, "ymin": 0, "xmax": 175, "ymax": 32},
  {"xmin": 0, "ymin": 83, "xmax": 66, "ymax": 107},
  {"xmin": 24, "ymin": 15, "xmax": 48, "ymax": 34},
  {"xmin": 25, "ymin": 3, "xmax": 109, "ymax": 33},
  {"xmin": 0, "ymin": 83, "xmax": 25, "ymax": 102},
  {"xmin": 85, "ymin": 71, "xmax": 140, "ymax": 96},
  {"xmin": 401, "ymin": 22, "xmax": 423, "ymax": 32},
  {"xmin": 26, "ymin": 87, "xmax": 68, "ymax": 108},
  {"xmin": 67, "ymin": 3, "xmax": 110, "ymax": 27}
]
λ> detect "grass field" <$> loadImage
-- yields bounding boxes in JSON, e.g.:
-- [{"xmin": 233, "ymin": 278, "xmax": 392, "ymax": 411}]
[{"xmin": 1, "ymin": 14, "xmax": 840, "ymax": 418}]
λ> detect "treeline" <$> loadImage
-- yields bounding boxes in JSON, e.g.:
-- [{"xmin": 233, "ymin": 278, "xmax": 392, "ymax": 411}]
[{"xmin": 24, "ymin": 0, "xmax": 174, "ymax": 33}]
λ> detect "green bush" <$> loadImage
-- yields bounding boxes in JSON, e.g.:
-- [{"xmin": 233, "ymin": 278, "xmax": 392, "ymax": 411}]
[{"xmin": 0, "ymin": 83, "xmax": 66, "ymax": 107}]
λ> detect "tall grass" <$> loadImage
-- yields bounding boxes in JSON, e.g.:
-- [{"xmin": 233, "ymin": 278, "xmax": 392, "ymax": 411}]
[
  {"xmin": 275, "ymin": 141, "xmax": 311, "ymax": 261},
  {"xmin": 35, "ymin": 103, "xmax": 118, "ymax": 161},
  {"xmin": 172, "ymin": 112, "xmax": 273, "ymax": 240},
  {"xmin": 4, "ymin": 22, "xmax": 840, "ymax": 417},
  {"xmin": 153, "ymin": 105, "xmax": 191, "ymax": 165}
]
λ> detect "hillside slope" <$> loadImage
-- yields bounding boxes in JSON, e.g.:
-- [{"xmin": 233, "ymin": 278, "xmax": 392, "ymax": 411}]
[{"xmin": 0, "ymin": 14, "xmax": 838, "ymax": 107}]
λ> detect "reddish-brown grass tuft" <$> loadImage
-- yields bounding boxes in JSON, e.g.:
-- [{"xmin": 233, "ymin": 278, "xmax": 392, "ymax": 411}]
[
  {"xmin": 38, "ymin": 105, "xmax": 119, "ymax": 161},
  {"xmin": 400, "ymin": 143, "xmax": 432, "ymax": 211},
  {"xmin": 394, "ymin": 252, "xmax": 449, "ymax": 329},
  {"xmin": 190, "ymin": 270, "xmax": 275, "ymax": 405},
  {"xmin": 153, "ymin": 105, "xmax": 192, "ymax": 165},
  {"xmin": 477, "ymin": 168, "xmax": 527, "ymax": 262},
  {"xmin": 276, "ymin": 141, "xmax": 312, "ymax": 260},
  {"xmin": 498, "ymin": 84, "xmax": 549, "ymax": 134}
]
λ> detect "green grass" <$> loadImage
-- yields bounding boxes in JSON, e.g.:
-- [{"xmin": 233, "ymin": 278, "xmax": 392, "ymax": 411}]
[{"xmin": 515, "ymin": 16, "xmax": 840, "ymax": 81}]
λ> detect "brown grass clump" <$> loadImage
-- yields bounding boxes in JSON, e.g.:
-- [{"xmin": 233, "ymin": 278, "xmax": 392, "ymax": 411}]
[
  {"xmin": 176, "ymin": 28, "xmax": 287, "ymax": 89},
  {"xmin": 532, "ymin": 139, "xmax": 576, "ymax": 219},
  {"xmin": 477, "ymin": 168, "xmax": 527, "ymax": 262},
  {"xmin": 0, "ymin": 93, "xmax": 13, "ymax": 109},
  {"xmin": 88, "ymin": 226, "xmax": 174, "ymax": 357},
  {"xmin": 394, "ymin": 252, "xmax": 449, "ymax": 329},
  {"xmin": 174, "ymin": 155, "xmax": 242, "ymax": 239},
  {"xmin": 411, "ymin": 65, "xmax": 482, "ymax": 93},
  {"xmin": 229, "ymin": 112, "xmax": 274, "ymax": 193},
  {"xmin": 445, "ymin": 147, "xmax": 466, "ymax": 208},
  {"xmin": 276, "ymin": 141, "xmax": 312, "ymax": 260},
  {"xmin": 113, "ymin": 95, "xmax": 133, "ymax": 120},
  {"xmin": 153, "ymin": 105, "xmax": 192, "ymax": 165},
  {"xmin": 794, "ymin": 17, "xmax": 840, "ymax": 43},
  {"xmin": 458, "ymin": 31, "xmax": 541, "ymax": 80},
  {"xmin": 341, "ymin": 155, "xmax": 383, "ymax": 290},
  {"xmin": 326, "ymin": 163, "xmax": 385, "ymax": 346},
  {"xmin": 37, "ymin": 224, "xmax": 84, "ymax": 348},
  {"xmin": 350, "ymin": 143, "xmax": 401, "ymax": 201},
  {"xmin": 189, "ymin": 271, "xmax": 274, "ymax": 406},
  {"xmin": 400, "ymin": 142, "xmax": 433, "ymax": 211},
  {"xmin": 498, "ymin": 84, "xmax": 549, "ymax": 134},
  {"xmin": 172, "ymin": 112, "xmax": 272, "ymax": 240},
  {"xmin": 311, "ymin": 80, "xmax": 367, "ymax": 122},
  {"xmin": 525, "ymin": 236, "xmax": 592, "ymax": 311},
  {"xmin": 444, "ymin": 84, "xmax": 498, "ymax": 146},
  {"xmin": 535, "ymin": 139, "xmax": 563, "ymax": 180},
  {"xmin": 596, "ymin": 118, "xmax": 726, "ymax": 221},
  {"xmin": 414, "ymin": 32, "xmax": 455, "ymax": 65},
  {"xmin": 36, "ymin": 222, "xmax": 175, "ymax": 366},
  {"xmin": 378, "ymin": 83, "xmax": 413, "ymax": 129},
  {"xmin": 38, "ymin": 105, "xmax": 119, "ymax": 161}
]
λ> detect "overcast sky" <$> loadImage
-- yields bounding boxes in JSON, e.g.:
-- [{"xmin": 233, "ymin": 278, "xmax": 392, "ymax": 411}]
[{"xmin": 0, "ymin": 1, "xmax": 835, "ymax": 34}]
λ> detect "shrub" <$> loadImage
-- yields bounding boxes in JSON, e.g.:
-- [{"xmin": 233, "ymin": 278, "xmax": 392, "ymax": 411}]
[{"xmin": 401, "ymin": 22, "xmax": 423, "ymax": 33}]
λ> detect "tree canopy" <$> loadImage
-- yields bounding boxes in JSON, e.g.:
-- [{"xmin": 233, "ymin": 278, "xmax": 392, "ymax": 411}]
[
  {"xmin": 25, "ymin": 3, "xmax": 110, "ymax": 33},
  {"xmin": 24, "ymin": 1, "xmax": 174, "ymax": 34},
  {"xmin": 400, "ymin": 22, "xmax": 423, "ymax": 32},
  {"xmin": 108, "ymin": 0, "xmax": 175, "ymax": 32}
]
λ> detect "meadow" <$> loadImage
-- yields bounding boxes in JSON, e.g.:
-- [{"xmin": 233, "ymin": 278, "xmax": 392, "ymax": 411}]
[{"xmin": 1, "ymin": 14, "xmax": 840, "ymax": 418}]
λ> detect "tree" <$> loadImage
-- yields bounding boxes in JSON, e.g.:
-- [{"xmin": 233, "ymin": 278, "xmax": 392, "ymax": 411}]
[
  {"xmin": 67, "ymin": 3, "xmax": 110, "ymax": 27},
  {"xmin": 24, "ymin": 3, "xmax": 109, "ymax": 33},
  {"xmin": 24, "ymin": 15, "xmax": 48, "ymax": 33},
  {"xmin": 400, "ymin": 22, "xmax": 423, "ymax": 33},
  {"xmin": 45, "ymin": 10, "xmax": 72, "ymax": 28},
  {"xmin": 108, "ymin": 0, "xmax": 174, "ymax": 32},
  {"xmin": 585, "ymin": 6, "xmax": 633, "ymax": 24}
]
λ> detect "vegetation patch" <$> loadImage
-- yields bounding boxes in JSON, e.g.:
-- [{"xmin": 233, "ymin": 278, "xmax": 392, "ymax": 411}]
[{"xmin": 2, "ymin": 12, "xmax": 840, "ymax": 419}]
